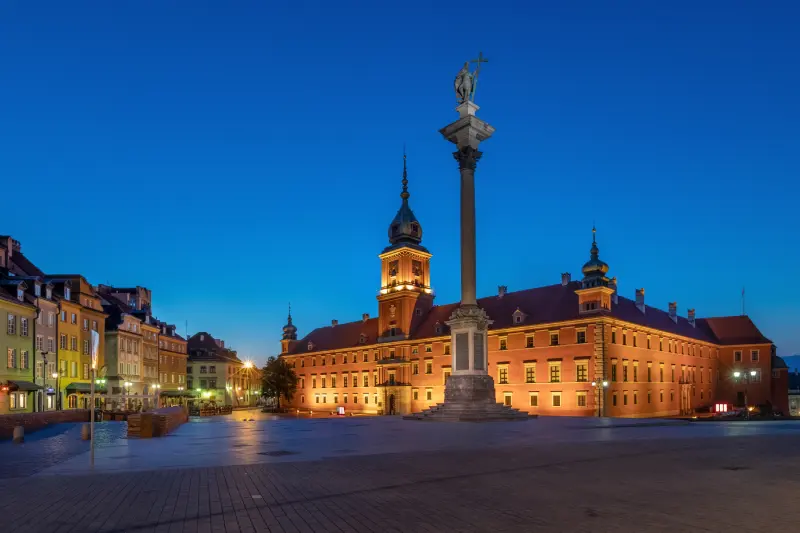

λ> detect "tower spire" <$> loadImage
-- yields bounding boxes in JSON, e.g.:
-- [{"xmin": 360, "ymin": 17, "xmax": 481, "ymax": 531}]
[
  {"xmin": 282, "ymin": 302, "xmax": 297, "ymax": 341},
  {"xmin": 401, "ymin": 147, "xmax": 409, "ymax": 200}
]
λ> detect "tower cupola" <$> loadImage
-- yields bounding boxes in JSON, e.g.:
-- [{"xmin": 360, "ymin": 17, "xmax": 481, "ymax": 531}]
[
  {"xmin": 581, "ymin": 226, "xmax": 610, "ymax": 288},
  {"xmin": 282, "ymin": 305, "xmax": 297, "ymax": 341},
  {"xmin": 388, "ymin": 153, "xmax": 423, "ymax": 247}
]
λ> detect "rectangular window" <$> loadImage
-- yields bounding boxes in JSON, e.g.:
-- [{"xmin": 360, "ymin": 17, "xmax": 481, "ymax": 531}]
[
  {"xmin": 552, "ymin": 392, "xmax": 562, "ymax": 407},
  {"xmin": 343, "ymin": 375, "xmax": 348, "ymax": 387},
  {"xmin": 7, "ymin": 314, "xmax": 16, "ymax": 335},
  {"xmin": 82, "ymin": 363, "xmax": 89, "ymax": 380},
  {"xmin": 633, "ymin": 334, "xmax": 637, "ymax": 348},
  {"xmin": 671, "ymin": 364, "xmax": 675, "ymax": 382},
  {"xmin": 321, "ymin": 377, "xmax": 326, "ymax": 388},
  {"xmin": 633, "ymin": 363, "xmax": 638, "ymax": 383},
  {"xmin": 499, "ymin": 337, "xmax": 508, "ymax": 351},
  {"xmin": 648, "ymin": 390, "xmax": 652, "ymax": 404},
  {"xmin": 36, "ymin": 335, "xmax": 44, "ymax": 351},
  {"xmin": 660, "ymin": 363, "xmax": 664, "ymax": 382},
  {"xmin": 577, "ymin": 391, "xmax": 587, "ymax": 407},
  {"xmin": 425, "ymin": 360, "xmax": 433, "ymax": 374},
  {"xmin": 343, "ymin": 393, "xmax": 348, "ymax": 403},
  {"xmin": 426, "ymin": 388, "xmax": 432, "ymax": 401},
  {"xmin": 444, "ymin": 343, "xmax": 451, "ymax": 355},
  {"xmin": 7, "ymin": 348, "xmax": 16, "ymax": 368},
  {"xmin": 503, "ymin": 392, "xmax": 512, "ymax": 406},
  {"xmin": 622, "ymin": 332, "xmax": 627, "ymax": 346},
  {"xmin": 576, "ymin": 331, "xmax": 586, "ymax": 344},
  {"xmin": 60, "ymin": 311, "xmax": 66, "ymax": 322},
  {"xmin": 83, "ymin": 318, "xmax": 89, "ymax": 330},
  {"xmin": 611, "ymin": 362, "xmax": 617, "ymax": 382},
  {"xmin": 362, "ymin": 352, "xmax": 368, "ymax": 362},
  {"xmin": 526, "ymin": 335, "xmax": 535, "ymax": 348},
  {"xmin": 60, "ymin": 334, "xmax": 67, "ymax": 350},
  {"xmin": 611, "ymin": 330, "xmax": 616, "ymax": 344},
  {"xmin": 425, "ymin": 344, "xmax": 432, "ymax": 353},
  {"xmin": 333, "ymin": 394, "xmax": 338, "ymax": 404},
  {"xmin": 633, "ymin": 391, "xmax": 638, "ymax": 405},
  {"xmin": 47, "ymin": 337, "xmax": 55, "ymax": 352},
  {"xmin": 21, "ymin": 350, "xmax": 29, "ymax": 369},
  {"xmin": 750, "ymin": 350, "xmax": 759, "ymax": 362},
  {"xmin": 21, "ymin": 317, "xmax": 29, "ymax": 336},
  {"xmin": 549, "ymin": 362, "xmax": 561, "ymax": 383},
  {"xmin": 92, "ymin": 320, "xmax": 98, "ymax": 331},
  {"xmin": 71, "ymin": 361, "xmax": 77, "ymax": 378},
  {"xmin": 363, "ymin": 374, "xmax": 368, "ymax": 387},
  {"xmin": 734, "ymin": 350, "xmax": 742, "ymax": 362},
  {"xmin": 413, "ymin": 389, "xmax": 419, "ymax": 401},
  {"xmin": 623, "ymin": 392, "xmax": 628, "ymax": 406},
  {"xmin": 525, "ymin": 365, "xmax": 535, "ymax": 383},
  {"xmin": 71, "ymin": 313, "xmax": 77, "ymax": 324},
  {"xmin": 647, "ymin": 337, "xmax": 651, "ymax": 349},
  {"xmin": 647, "ymin": 364, "xmax": 652, "ymax": 382},
  {"xmin": 312, "ymin": 377, "xmax": 317, "ymax": 388},
  {"xmin": 576, "ymin": 363, "xmax": 588, "ymax": 382},
  {"xmin": 623, "ymin": 362, "xmax": 628, "ymax": 382},
  {"xmin": 529, "ymin": 392, "xmax": 538, "ymax": 407},
  {"xmin": 83, "ymin": 340, "xmax": 89, "ymax": 355},
  {"xmin": 498, "ymin": 366, "xmax": 508, "ymax": 384},
  {"xmin": 612, "ymin": 392, "xmax": 618, "ymax": 406},
  {"xmin": 550, "ymin": 332, "xmax": 559, "ymax": 346},
  {"xmin": 412, "ymin": 362, "xmax": 419, "ymax": 375}
]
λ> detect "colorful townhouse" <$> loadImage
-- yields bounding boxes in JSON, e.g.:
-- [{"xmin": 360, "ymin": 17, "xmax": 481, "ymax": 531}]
[
  {"xmin": 0, "ymin": 279, "xmax": 38, "ymax": 413},
  {"xmin": 187, "ymin": 332, "xmax": 257, "ymax": 407}
]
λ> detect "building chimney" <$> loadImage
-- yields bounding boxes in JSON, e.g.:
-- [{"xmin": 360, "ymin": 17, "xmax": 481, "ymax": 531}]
[
  {"xmin": 498, "ymin": 285, "xmax": 507, "ymax": 298},
  {"xmin": 561, "ymin": 273, "xmax": 571, "ymax": 286},
  {"xmin": 687, "ymin": 308, "xmax": 696, "ymax": 327},
  {"xmin": 610, "ymin": 276, "xmax": 618, "ymax": 305},
  {"xmin": 635, "ymin": 288, "xmax": 645, "ymax": 314},
  {"xmin": 668, "ymin": 302, "xmax": 677, "ymax": 323},
  {"xmin": 362, "ymin": 313, "xmax": 370, "ymax": 322},
  {"xmin": 331, "ymin": 319, "xmax": 338, "ymax": 327}
]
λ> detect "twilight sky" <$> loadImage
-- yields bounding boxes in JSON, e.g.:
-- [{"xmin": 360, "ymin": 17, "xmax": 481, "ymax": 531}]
[{"xmin": 1, "ymin": 1, "xmax": 798, "ymax": 364}]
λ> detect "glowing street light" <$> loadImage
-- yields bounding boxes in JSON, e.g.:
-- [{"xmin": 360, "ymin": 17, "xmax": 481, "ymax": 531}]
[
  {"xmin": 733, "ymin": 371, "xmax": 741, "ymax": 378},
  {"xmin": 243, "ymin": 360, "xmax": 254, "ymax": 369}
]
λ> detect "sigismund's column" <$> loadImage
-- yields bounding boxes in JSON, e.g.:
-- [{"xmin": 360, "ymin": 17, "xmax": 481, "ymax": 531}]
[{"xmin": 440, "ymin": 54, "xmax": 497, "ymax": 405}]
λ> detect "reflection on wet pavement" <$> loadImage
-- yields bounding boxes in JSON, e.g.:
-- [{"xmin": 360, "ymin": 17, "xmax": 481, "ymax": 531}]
[{"xmin": 5, "ymin": 409, "xmax": 800, "ymax": 480}]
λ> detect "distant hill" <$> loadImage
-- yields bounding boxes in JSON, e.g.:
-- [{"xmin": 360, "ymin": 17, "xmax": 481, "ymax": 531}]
[{"xmin": 783, "ymin": 355, "xmax": 800, "ymax": 372}]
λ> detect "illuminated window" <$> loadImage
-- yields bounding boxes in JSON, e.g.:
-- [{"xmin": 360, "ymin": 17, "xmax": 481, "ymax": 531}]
[
  {"xmin": 498, "ymin": 366, "xmax": 508, "ymax": 384},
  {"xmin": 549, "ymin": 362, "xmax": 561, "ymax": 383},
  {"xmin": 525, "ymin": 364, "xmax": 535, "ymax": 383},
  {"xmin": 499, "ymin": 337, "xmax": 508, "ymax": 351},
  {"xmin": 551, "ymin": 392, "xmax": 562, "ymax": 407},
  {"xmin": 444, "ymin": 343, "xmax": 451, "ymax": 355},
  {"xmin": 425, "ymin": 344, "xmax": 432, "ymax": 353},
  {"xmin": 576, "ymin": 362, "xmax": 588, "ymax": 382},
  {"xmin": 425, "ymin": 360, "xmax": 432, "ymax": 374},
  {"xmin": 577, "ymin": 391, "xmax": 587, "ymax": 407}
]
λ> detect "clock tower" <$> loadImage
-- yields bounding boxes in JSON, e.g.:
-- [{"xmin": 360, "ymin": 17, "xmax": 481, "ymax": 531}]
[{"xmin": 377, "ymin": 154, "xmax": 434, "ymax": 341}]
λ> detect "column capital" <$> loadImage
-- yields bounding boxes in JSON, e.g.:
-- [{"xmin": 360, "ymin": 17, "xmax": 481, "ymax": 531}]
[{"xmin": 453, "ymin": 146, "xmax": 483, "ymax": 171}]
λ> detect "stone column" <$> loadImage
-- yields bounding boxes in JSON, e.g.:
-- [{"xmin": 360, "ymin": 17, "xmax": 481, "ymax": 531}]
[{"xmin": 440, "ymin": 101, "xmax": 496, "ymax": 393}]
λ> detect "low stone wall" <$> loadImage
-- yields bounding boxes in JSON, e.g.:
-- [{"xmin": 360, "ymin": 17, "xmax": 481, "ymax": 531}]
[
  {"xmin": 0, "ymin": 410, "xmax": 91, "ymax": 439},
  {"xmin": 128, "ymin": 406, "xmax": 188, "ymax": 438}
]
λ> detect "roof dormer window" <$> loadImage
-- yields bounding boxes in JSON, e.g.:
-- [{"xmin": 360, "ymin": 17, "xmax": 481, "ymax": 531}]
[
  {"xmin": 46, "ymin": 286, "xmax": 52, "ymax": 299},
  {"xmin": 34, "ymin": 284, "xmax": 41, "ymax": 297},
  {"xmin": 359, "ymin": 334, "xmax": 366, "ymax": 344},
  {"xmin": 17, "ymin": 288, "xmax": 24, "ymax": 301},
  {"xmin": 308, "ymin": 341, "xmax": 315, "ymax": 351},
  {"xmin": 434, "ymin": 322, "xmax": 442, "ymax": 335},
  {"xmin": 64, "ymin": 287, "xmax": 71, "ymax": 300}
]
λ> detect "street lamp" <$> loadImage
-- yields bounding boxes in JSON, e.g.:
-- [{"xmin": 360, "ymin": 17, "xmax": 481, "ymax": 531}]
[
  {"xmin": 591, "ymin": 380, "xmax": 610, "ymax": 417},
  {"xmin": 733, "ymin": 370, "xmax": 759, "ymax": 419}
]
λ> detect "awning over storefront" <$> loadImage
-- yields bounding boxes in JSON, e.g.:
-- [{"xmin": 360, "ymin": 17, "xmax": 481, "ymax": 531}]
[
  {"xmin": 64, "ymin": 382, "xmax": 107, "ymax": 393},
  {"xmin": 8, "ymin": 380, "xmax": 43, "ymax": 391},
  {"xmin": 160, "ymin": 390, "xmax": 197, "ymax": 398}
]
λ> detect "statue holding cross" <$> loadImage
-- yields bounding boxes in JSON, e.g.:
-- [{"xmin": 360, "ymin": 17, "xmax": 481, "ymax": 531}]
[{"xmin": 454, "ymin": 52, "xmax": 488, "ymax": 104}]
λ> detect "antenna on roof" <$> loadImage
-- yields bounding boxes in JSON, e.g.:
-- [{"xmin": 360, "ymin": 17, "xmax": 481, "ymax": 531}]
[{"xmin": 741, "ymin": 287, "xmax": 745, "ymax": 316}]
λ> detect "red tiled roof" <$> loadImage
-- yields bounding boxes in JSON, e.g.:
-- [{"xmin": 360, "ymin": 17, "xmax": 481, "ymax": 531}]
[
  {"xmin": 288, "ymin": 282, "xmax": 772, "ymax": 354},
  {"xmin": 698, "ymin": 315, "xmax": 772, "ymax": 345},
  {"xmin": 288, "ymin": 318, "xmax": 379, "ymax": 354}
]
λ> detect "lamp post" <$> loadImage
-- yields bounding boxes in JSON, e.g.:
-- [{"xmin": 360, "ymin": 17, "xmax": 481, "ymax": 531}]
[
  {"xmin": 124, "ymin": 381, "xmax": 131, "ymax": 410},
  {"xmin": 52, "ymin": 371, "xmax": 60, "ymax": 410},
  {"xmin": 592, "ymin": 380, "xmax": 610, "ymax": 417},
  {"xmin": 733, "ymin": 370, "xmax": 758, "ymax": 420}
]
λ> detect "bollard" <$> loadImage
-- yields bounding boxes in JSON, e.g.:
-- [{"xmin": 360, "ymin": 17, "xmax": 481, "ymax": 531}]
[
  {"xmin": 81, "ymin": 423, "xmax": 91, "ymax": 441},
  {"xmin": 12, "ymin": 425, "xmax": 24, "ymax": 443}
]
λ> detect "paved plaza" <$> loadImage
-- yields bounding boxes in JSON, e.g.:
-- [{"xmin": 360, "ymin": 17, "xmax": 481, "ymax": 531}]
[{"xmin": 2, "ymin": 413, "xmax": 800, "ymax": 532}]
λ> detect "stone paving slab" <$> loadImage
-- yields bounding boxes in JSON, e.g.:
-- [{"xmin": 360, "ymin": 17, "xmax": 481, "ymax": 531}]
[{"xmin": 2, "ymin": 431, "xmax": 800, "ymax": 532}]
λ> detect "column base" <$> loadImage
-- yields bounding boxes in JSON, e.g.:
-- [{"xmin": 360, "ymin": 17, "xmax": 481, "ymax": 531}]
[{"xmin": 404, "ymin": 375, "xmax": 532, "ymax": 422}]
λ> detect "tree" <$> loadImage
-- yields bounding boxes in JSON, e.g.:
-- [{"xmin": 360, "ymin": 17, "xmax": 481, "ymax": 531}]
[{"xmin": 261, "ymin": 356, "xmax": 298, "ymax": 410}]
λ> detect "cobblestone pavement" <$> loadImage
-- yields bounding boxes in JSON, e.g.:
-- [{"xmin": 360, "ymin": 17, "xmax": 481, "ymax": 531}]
[
  {"xmin": 0, "ymin": 421, "xmax": 128, "ymax": 479},
  {"xmin": 0, "ymin": 417, "xmax": 799, "ymax": 532}
]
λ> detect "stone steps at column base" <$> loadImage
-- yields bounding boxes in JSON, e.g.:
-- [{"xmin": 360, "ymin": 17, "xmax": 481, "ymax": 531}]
[{"xmin": 403, "ymin": 401, "xmax": 534, "ymax": 422}]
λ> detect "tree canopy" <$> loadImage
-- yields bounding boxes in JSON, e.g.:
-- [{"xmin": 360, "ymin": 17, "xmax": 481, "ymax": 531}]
[{"xmin": 260, "ymin": 356, "xmax": 298, "ymax": 409}]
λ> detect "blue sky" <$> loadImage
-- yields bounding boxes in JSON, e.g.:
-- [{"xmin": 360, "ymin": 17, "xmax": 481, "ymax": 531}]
[{"xmin": 2, "ymin": 1, "xmax": 798, "ymax": 364}]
